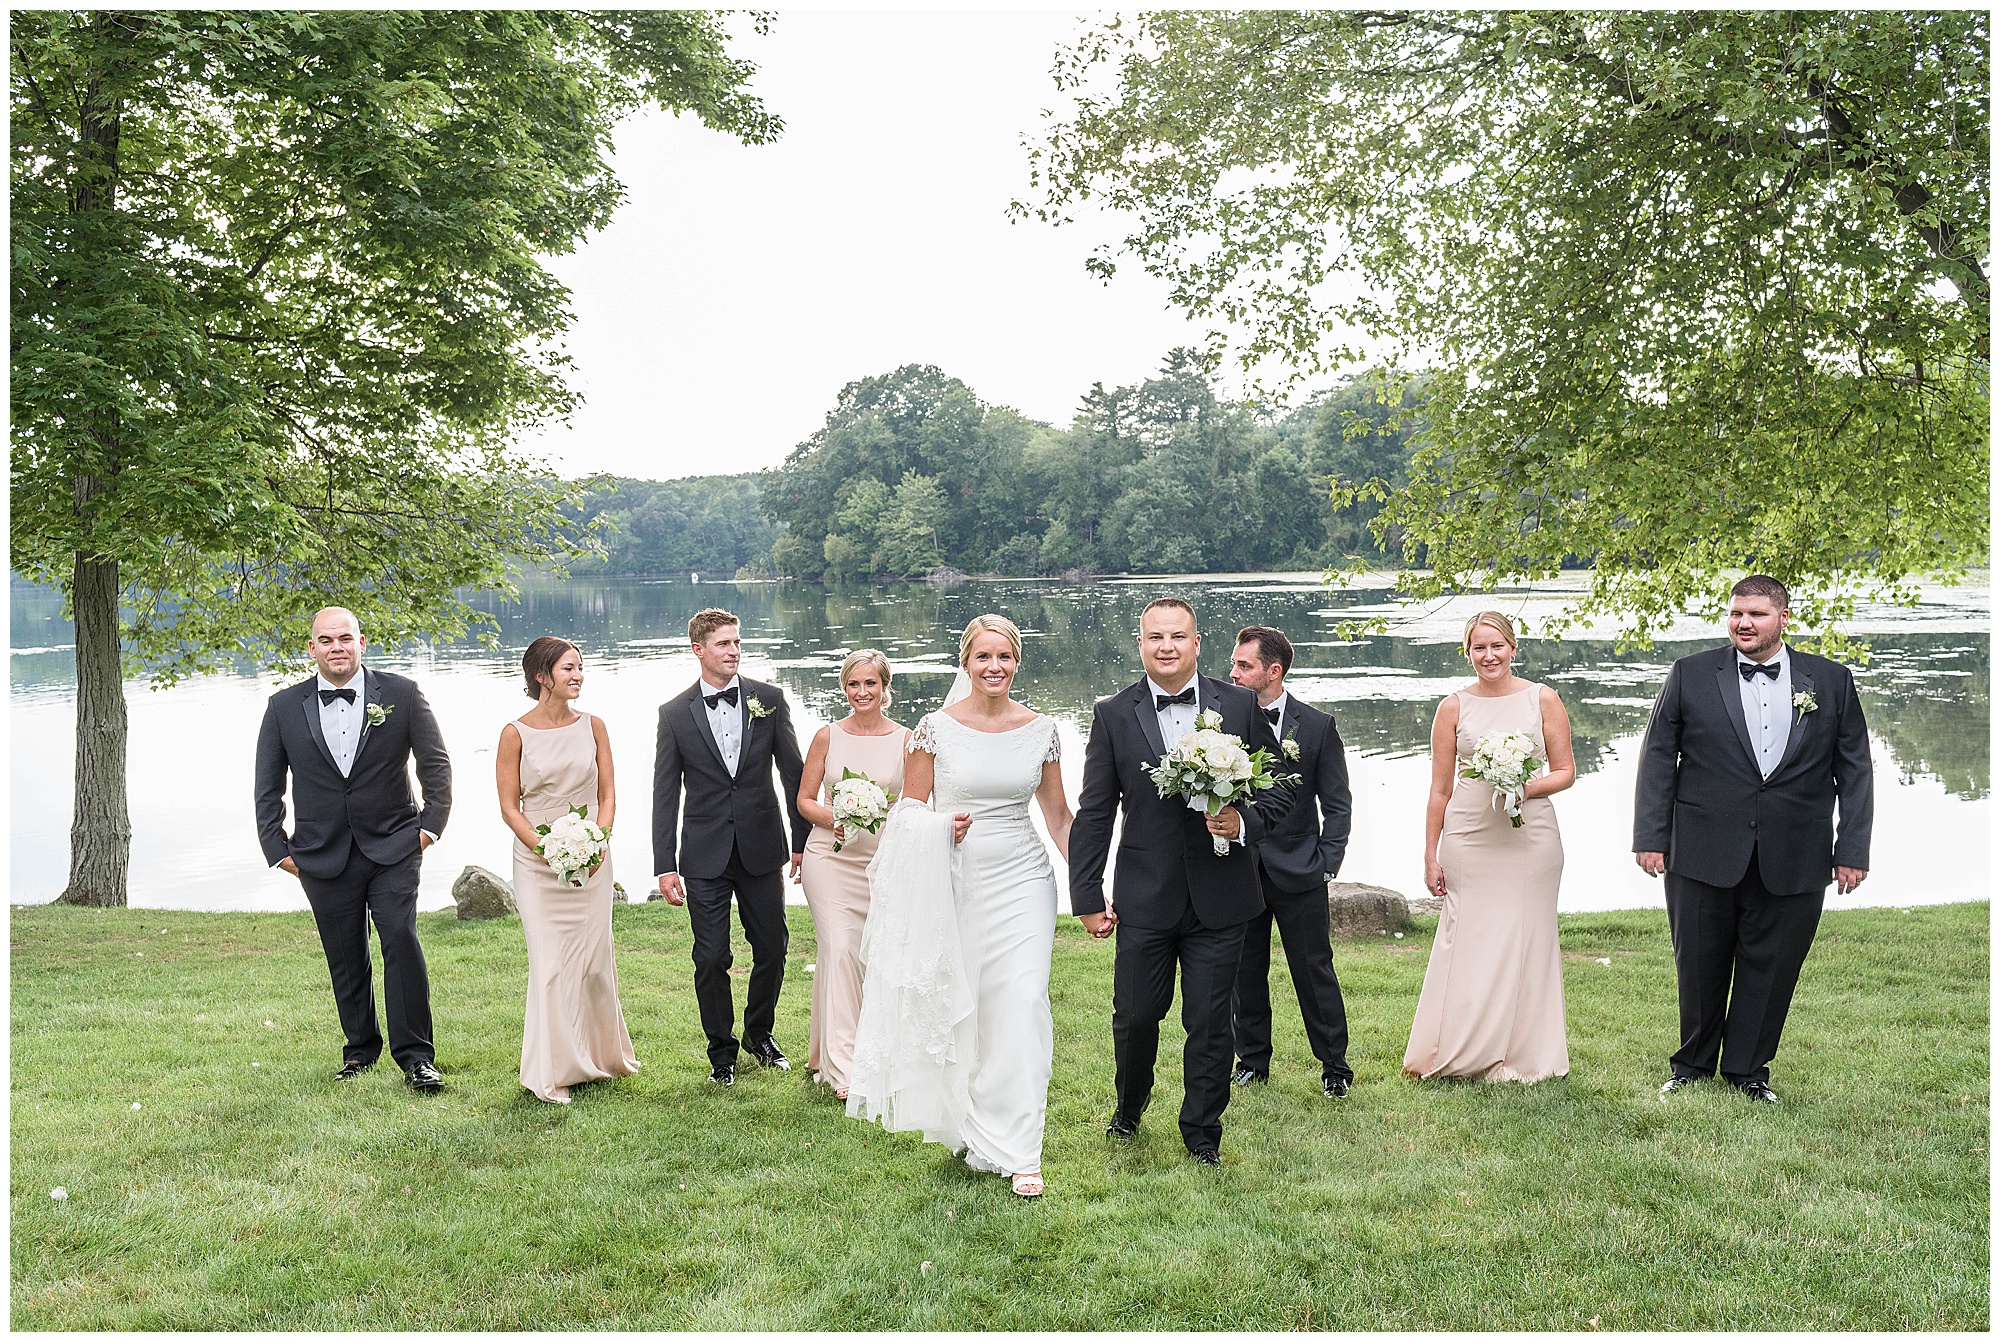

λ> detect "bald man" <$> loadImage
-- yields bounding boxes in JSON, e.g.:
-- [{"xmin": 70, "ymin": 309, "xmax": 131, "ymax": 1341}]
[{"xmin": 255, "ymin": 607, "xmax": 453, "ymax": 1090}]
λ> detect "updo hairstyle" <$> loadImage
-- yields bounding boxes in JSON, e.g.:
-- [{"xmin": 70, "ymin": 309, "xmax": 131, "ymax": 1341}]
[
  {"xmin": 1460, "ymin": 611, "xmax": 1519, "ymax": 658},
  {"xmin": 959, "ymin": 614, "xmax": 1023, "ymax": 667},
  {"xmin": 523, "ymin": 636, "xmax": 580, "ymax": 700},
  {"xmin": 840, "ymin": 648, "xmax": 894, "ymax": 708}
]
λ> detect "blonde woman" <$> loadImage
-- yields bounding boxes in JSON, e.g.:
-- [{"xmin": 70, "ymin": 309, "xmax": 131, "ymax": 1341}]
[
  {"xmin": 1404, "ymin": 612, "xmax": 1576, "ymax": 1083},
  {"xmin": 847, "ymin": 614, "xmax": 1074, "ymax": 1199},
  {"xmin": 797, "ymin": 650, "xmax": 909, "ymax": 1100}
]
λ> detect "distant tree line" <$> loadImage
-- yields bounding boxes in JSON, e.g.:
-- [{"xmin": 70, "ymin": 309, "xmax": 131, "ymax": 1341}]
[
  {"xmin": 563, "ymin": 475, "xmax": 775, "ymax": 577},
  {"xmin": 758, "ymin": 352, "xmax": 1425, "ymax": 580}
]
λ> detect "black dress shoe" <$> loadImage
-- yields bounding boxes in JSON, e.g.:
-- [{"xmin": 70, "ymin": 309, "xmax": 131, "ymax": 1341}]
[
  {"xmin": 1734, "ymin": 1079, "xmax": 1780, "ymax": 1104},
  {"xmin": 1659, "ymin": 1075, "xmax": 1700, "ymax": 1097},
  {"xmin": 1230, "ymin": 1066, "xmax": 1268, "ymax": 1087},
  {"xmin": 1105, "ymin": 1114, "xmax": 1138, "ymax": 1140},
  {"xmin": 709, "ymin": 1063, "xmax": 736, "ymax": 1087},
  {"xmin": 333, "ymin": 1059, "xmax": 374, "ymax": 1082},
  {"xmin": 1190, "ymin": 1146, "xmax": 1221, "ymax": 1166},
  {"xmin": 1323, "ymin": 1074, "xmax": 1351, "ymax": 1099},
  {"xmin": 744, "ymin": 1037, "xmax": 791, "ymax": 1071},
  {"xmin": 404, "ymin": 1061, "xmax": 443, "ymax": 1092}
]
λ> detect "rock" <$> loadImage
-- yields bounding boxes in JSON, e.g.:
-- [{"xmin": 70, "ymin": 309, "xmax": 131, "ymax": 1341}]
[
  {"xmin": 1326, "ymin": 881, "xmax": 1413, "ymax": 938},
  {"xmin": 645, "ymin": 886, "xmax": 666, "ymax": 902},
  {"xmin": 451, "ymin": 865, "xmax": 517, "ymax": 920},
  {"xmin": 612, "ymin": 881, "xmax": 628, "ymax": 903}
]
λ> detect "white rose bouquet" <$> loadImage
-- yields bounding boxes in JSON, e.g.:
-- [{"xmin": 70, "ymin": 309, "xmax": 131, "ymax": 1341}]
[
  {"xmin": 1462, "ymin": 731, "xmax": 1544, "ymax": 828},
  {"xmin": 1147, "ymin": 709, "xmax": 1285, "ymax": 856},
  {"xmin": 535, "ymin": 805, "xmax": 611, "ymax": 886},
  {"xmin": 828, "ymin": 767, "xmax": 895, "ymax": 853}
]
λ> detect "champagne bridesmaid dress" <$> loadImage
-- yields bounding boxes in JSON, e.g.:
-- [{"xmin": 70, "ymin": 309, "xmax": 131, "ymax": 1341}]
[
  {"xmin": 512, "ymin": 714, "xmax": 640, "ymax": 1103},
  {"xmin": 1403, "ymin": 684, "xmax": 1570, "ymax": 1083},
  {"xmin": 800, "ymin": 722, "xmax": 908, "ymax": 1093}
]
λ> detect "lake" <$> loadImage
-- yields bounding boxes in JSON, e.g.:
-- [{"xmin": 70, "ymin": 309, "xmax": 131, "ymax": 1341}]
[{"xmin": 10, "ymin": 572, "xmax": 1988, "ymax": 914}]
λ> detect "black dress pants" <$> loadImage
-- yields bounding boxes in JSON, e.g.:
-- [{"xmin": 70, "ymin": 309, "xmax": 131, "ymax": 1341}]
[
  {"xmin": 1665, "ymin": 848, "xmax": 1825, "ymax": 1085},
  {"xmin": 686, "ymin": 843, "xmax": 789, "ymax": 1069},
  {"xmin": 1231, "ymin": 880, "xmax": 1352, "ymax": 1083},
  {"xmin": 299, "ymin": 847, "xmax": 433, "ymax": 1070},
  {"xmin": 1112, "ymin": 901, "xmax": 1247, "ymax": 1155}
]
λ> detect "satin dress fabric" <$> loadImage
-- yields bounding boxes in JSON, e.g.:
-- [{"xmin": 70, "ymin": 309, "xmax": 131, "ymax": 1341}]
[
  {"xmin": 511, "ymin": 714, "xmax": 640, "ymax": 1102},
  {"xmin": 1404, "ymin": 685, "xmax": 1570, "ymax": 1084}
]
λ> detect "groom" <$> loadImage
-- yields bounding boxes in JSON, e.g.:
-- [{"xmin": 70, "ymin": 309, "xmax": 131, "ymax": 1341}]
[
  {"xmin": 654, "ymin": 607, "xmax": 810, "ymax": 1086},
  {"xmin": 1634, "ymin": 575, "xmax": 1874, "ymax": 1104},
  {"xmin": 255, "ymin": 606, "xmax": 451, "ymax": 1090},
  {"xmin": 1070, "ymin": 597, "xmax": 1296, "ymax": 1164}
]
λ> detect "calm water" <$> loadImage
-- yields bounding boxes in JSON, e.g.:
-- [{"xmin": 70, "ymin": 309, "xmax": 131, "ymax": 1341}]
[{"xmin": 11, "ymin": 573, "xmax": 1989, "ymax": 913}]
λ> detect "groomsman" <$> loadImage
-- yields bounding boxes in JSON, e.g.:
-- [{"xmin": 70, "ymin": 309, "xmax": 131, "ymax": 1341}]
[
  {"xmin": 255, "ymin": 607, "xmax": 451, "ymax": 1090},
  {"xmin": 1070, "ymin": 597, "xmax": 1296, "ymax": 1164},
  {"xmin": 1226, "ymin": 626, "xmax": 1355, "ymax": 1098},
  {"xmin": 1634, "ymin": 575, "xmax": 1874, "ymax": 1103},
  {"xmin": 654, "ymin": 607, "xmax": 811, "ymax": 1086}
]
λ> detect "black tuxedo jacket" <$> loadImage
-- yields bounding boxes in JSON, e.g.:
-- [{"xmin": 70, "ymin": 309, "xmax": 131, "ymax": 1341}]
[
  {"xmin": 1070, "ymin": 675, "xmax": 1298, "ymax": 930},
  {"xmin": 254, "ymin": 669, "xmax": 452, "ymax": 880},
  {"xmin": 653, "ymin": 676, "xmax": 810, "ymax": 880},
  {"xmin": 1633, "ymin": 644, "xmax": 1874, "ymax": 895},
  {"xmin": 1255, "ymin": 697, "xmax": 1352, "ymax": 895}
]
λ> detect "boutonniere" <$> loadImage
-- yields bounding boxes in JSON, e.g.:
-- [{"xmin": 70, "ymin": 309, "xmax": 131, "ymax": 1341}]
[
  {"xmin": 1792, "ymin": 690, "xmax": 1817, "ymax": 717},
  {"xmin": 1195, "ymin": 708, "xmax": 1223, "ymax": 731},
  {"xmin": 1281, "ymin": 733, "xmax": 1301, "ymax": 762},
  {"xmin": 364, "ymin": 702, "xmax": 392, "ymax": 729},
  {"xmin": 746, "ymin": 696, "xmax": 773, "ymax": 721}
]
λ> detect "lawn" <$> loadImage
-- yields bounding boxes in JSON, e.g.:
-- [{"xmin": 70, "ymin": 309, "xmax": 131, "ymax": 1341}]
[{"xmin": 10, "ymin": 899, "xmax": 1988, "ymax": 1329}]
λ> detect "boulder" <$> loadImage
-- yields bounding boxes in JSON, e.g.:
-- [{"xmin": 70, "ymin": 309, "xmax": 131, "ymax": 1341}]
[
  {"xmin": 452, "ymin": 865, "xmax": 517, "ymax": 920},
  {"xmin": 1326, "ymin": 881, "xmax": 1412, "ymax": 938},
  {"xmin": 612, "ymin": 881, "xmax": 629, "ymax": 904}
]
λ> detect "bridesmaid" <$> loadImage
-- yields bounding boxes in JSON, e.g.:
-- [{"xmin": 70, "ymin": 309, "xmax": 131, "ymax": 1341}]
[
  {"xmin": 497, "ymin": 637, "xmax": 640, "ymax": 1104},
  {"xmin": 1404, "ymin": 612, "xmax": 1577, "ymax": 1084},
  {"xmin": 796, "ymin": 649, "xmax": 909, "ymax": 1099}
]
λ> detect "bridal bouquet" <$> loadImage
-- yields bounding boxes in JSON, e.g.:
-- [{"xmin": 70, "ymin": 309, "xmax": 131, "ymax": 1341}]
[
  {"xmin": 829, "ymin": 767, "xmax": 896, "ymax": 852},
  {"xmin": 535, "ymin": 806, "xmax": 610, "ymax": 886},
  {"xmin": 1462, "ymin": 731, "xmax": 1543, "ymax": 828},
  {"xmin": 1148, "ymin": 709, "xmax": 1285, "ymax": 855}
]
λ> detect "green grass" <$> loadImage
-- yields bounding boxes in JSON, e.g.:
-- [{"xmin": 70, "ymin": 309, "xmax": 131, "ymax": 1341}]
[{"xmin": 11, "ymin": 899, "xmax": 1988, "ymax": 1330}]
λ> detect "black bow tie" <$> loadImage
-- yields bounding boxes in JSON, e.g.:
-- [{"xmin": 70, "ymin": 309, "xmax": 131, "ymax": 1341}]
[
  {"xmin": 704, "ymin": 686, "xmax": 740, "ymax": 709},
  {"xmin": 1262, "ymin": 705, "xmax": 1282, "ymax": 724},
  {"xmin": 318, "ymin": 687, "xmax": 356, "ymax": 705},
  {"xmin": 1739, "ymin": 660, "xmax": 1780, "ymax": 681},
  {"xmin": 1154, "ymin": 687, "xmax": 1196, "ymax": 711}
]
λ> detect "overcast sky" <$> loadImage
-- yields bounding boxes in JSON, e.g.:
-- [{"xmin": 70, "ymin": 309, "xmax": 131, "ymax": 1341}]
[{"xmin": 521, "ymin": 11, "xmax": 1249, "ymax": 482}]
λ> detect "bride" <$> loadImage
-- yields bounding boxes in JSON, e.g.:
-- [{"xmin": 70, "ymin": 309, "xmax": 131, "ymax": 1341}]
[{"xmin": 845, "ymin": 613, "xmax": 1073, "ymax": 1198}]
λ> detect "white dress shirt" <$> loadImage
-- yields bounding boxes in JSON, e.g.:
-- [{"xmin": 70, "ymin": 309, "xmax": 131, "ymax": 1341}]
[
  {"xmin": 1147, "ymin": 676, "xmax": 1201, "ymax": 749},
  {"xmin": 702, "ymin": 674, "xmax": 745, "ymax": 777},
  {"xmin": 317, "ymin": 668, "xmax": 366, "ymax": 777},
  {"xmin": 1736, "ymin": 646, "xmax": 1792, "ymax": 778},
  {"xmin": 1262, "ymin": 691, "xmax": 1290, "ymax": 733}
]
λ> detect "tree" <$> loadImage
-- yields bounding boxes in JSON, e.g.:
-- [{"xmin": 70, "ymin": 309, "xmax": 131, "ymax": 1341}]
[
  {"xmin": 11, "ymin": 10, "xmax": 779, "ymax": 904},
  {"xmin": 1026, "ymin": 10, "xmax": 1989, "ymax": 646}
]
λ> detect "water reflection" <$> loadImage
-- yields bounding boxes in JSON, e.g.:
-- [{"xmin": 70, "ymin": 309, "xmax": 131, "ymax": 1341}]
[{"xmin": 9, "ymin": 573, "xmax": 1987, "ymax": 911}]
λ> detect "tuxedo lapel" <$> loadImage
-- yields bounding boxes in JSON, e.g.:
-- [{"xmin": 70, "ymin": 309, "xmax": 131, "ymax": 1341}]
[
  {"xmin": 1774, "ymin": 660, "xmax": 1816, "ymax": 776},
  {"xmin": 1130, "ymin": 683, "xmax": 1167, "ymax": 760},
  {"xmin": 1711, "ymin": 656, "xmax": 1761, "ymax": 773},
  {"xmin": 351, "ymin": 669, "xmax": 383, "ymax": 765},
  {"xmin": 300, "ymin": 681, "xmax": 339, "ymax": 773},
  {"xmin": 687, "ymin": 687, "xmax": 728, "ymax": 772}
]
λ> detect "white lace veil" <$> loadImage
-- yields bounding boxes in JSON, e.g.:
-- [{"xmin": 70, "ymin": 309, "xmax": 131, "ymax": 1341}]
[{"xmin": 943, "ymin": 667, "xmax": 973, "ymax": 707}]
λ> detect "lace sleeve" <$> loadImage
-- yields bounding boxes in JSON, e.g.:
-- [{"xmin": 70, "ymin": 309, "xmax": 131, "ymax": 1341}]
[
  {"xmin": 907, "ymin": 713, "xmax": 942, "ymax": 755},
  {"xmin": 1043, "ymin": 718, "xmax": 1062, "ymax": 763}
]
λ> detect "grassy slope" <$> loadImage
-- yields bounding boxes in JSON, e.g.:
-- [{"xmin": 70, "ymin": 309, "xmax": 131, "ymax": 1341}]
[{"xmin": 10, "ymin": 901, "xmax": 1987, "ymax": 1330}]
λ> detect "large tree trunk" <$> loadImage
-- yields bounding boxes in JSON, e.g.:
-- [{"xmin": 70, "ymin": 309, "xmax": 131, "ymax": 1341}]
[
  {"xmin": 57, "ymin": 36, "xmax": 132, "ymax": 907},
  {"xmin": 58, "ymin": 546, "xmax": 131, "ymax": 906}
]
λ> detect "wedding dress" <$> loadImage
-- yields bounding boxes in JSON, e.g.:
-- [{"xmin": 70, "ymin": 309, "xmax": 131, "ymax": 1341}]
[{"xmin": 845, "ymin": 705, "xmax": 1062, "ymax": 1176}]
